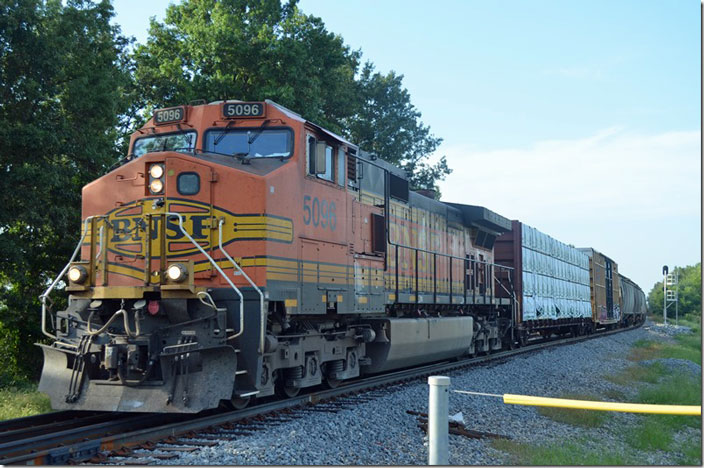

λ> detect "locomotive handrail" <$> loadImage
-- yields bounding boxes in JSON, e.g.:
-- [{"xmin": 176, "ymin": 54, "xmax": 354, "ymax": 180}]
[
  {"xmin": 391, "ymin": 240, "xmax": 514, "ymax": 306},
  {"xmin": 218, "ymin": 219, "xmax": 266, "ymax": 353},
  {"xmin": 165, "ymin": 212, "xmax": 245, "ymax": 341},
  {"xmin": 40, "ymin": 215, "xmax": 106, "ymax": 340},
  {"xmin": 95, "ymin": 225, "xmax": 104, "ymax": 261}
]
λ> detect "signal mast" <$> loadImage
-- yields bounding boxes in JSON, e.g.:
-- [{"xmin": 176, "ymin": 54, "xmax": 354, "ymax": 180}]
[{"xmin": 662, "ymin": 265, "xmax": 679, "ymax": 325}]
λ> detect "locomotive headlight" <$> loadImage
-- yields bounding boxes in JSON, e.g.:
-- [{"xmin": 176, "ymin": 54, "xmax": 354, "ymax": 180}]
[
  {"xmin": 149, "ymin": 179, "xmax": 164, "ymax": 194},
  {"xmin": 149, "ymin": 164, "xmax": 164, "ymax": 179},
  {"xmin": 166, "ymin": 263, "xmax": 188, "ymax": 282},
  {"xmin": 67, "ymin": 265, "xmax": 88, "ymax": 284}
]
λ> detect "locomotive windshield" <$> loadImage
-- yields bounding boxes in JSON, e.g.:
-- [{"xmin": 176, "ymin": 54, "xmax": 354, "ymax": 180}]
[
  {"xmin": 204, "ymin": 128, "xmax": 293, "ymax": 159},
  {"xmin": 133, "ymin": 131, "xmax": 197, "ymax": 157}
]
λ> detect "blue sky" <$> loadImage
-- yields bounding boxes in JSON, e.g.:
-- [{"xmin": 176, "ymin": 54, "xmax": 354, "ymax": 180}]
[{"xmin": 111, "ymin": 0, "xmax": 701, "ymax": 294}]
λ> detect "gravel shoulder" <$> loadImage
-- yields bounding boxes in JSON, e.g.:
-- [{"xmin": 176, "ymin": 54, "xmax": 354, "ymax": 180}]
[{"xmin": 110, "ymin": 321, "xmax": 701, "ymax": 465}]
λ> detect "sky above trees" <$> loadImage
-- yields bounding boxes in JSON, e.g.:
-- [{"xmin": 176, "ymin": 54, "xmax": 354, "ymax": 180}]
[{"xmin": 112, "ymin": 0, "xmax": 700, "ymax": 292}]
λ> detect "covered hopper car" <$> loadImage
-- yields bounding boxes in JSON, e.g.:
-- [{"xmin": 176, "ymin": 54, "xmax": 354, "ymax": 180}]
[
  {"xmin": 619, "ymin": 275, "xmax": 647, "ymax": 326},
  {"xmin": 37, "ymin": 99, "xmax": 644, "ymax": 413}
]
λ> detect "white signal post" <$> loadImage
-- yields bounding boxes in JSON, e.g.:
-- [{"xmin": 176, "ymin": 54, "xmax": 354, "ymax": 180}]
[{"xmin": 662, "ymin": 266, "xmax": 679, "ymax": 326}]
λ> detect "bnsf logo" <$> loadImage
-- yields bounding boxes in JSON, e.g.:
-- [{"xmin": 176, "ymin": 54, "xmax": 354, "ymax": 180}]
[
  {"xmin": 110, "ymin": 215, "xmax": 211, "ymax": 243},
  {"xmin": 88, "ymin": 199, "xmax": 294, "ymax": 258}
]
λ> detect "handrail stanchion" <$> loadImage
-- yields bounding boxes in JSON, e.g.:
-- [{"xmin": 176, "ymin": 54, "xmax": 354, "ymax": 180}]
[
  {"xmin": 40, "ymin": 216, "xmax": 103, "ymax": 340},
  {"xmin": 166, "ymin": 212, "xmax": 245, "ymax": 340},
  {"xmin": 218, "ymin": 219, "xmax": 266, "ymax": 353}
]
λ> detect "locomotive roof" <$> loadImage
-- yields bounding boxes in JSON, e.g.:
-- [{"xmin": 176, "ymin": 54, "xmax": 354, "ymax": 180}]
[
  {"xmin": 206, "ymin": 99, "xmax": 509, "ymax": 234},
  {"xmin": 208, "ymin": 99, "xmax": 359, "ymax": 150},
  {"xmin": 444, "ymin": 202, "xmax": 512, "ymax": 234}
]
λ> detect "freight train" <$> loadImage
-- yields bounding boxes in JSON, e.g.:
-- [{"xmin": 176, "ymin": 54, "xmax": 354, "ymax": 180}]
[{"xmin": 37, "ymin": 100, "xmax": 646, "ymax": 413}]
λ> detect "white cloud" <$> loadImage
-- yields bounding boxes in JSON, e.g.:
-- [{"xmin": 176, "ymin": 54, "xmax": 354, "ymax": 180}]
[
  {"xmin": 439, "ymin": 128, "xmax": 700, "ymax": 222},
  {"xmin": 437, "ymin": 128, "xmax": 701, "ymax": 290}
]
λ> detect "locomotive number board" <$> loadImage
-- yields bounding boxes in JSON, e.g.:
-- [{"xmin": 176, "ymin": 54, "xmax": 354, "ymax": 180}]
[
  {"xmin": 154, "ymin": 106, "xmax": 186, "ymax": 125},
  {"xmin": 222, "ymin": 102, "xmax": 265, "ymax": 119}
]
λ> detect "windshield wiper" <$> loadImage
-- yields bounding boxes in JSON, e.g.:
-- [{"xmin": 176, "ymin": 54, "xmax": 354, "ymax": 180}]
[
  {"xmin": 213, "ymin": 121, "xmax": 235, "ymax": 146},
  {"xmin": 248, "ymin": 119, "xmax": 271, "ymax": 145}
]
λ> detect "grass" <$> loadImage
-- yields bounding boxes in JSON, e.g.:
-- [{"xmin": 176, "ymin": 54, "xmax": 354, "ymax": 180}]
[
  {"xmin": 537, "ymin": 393, "xmax": 609, "ymax": 428},
  {"xmin": 621, "ymin": 327, "xmax": 702, "ymax": 459},
  {"xmin": 626, "ymin": 334, "xmax": 701, "ymax": 365},
  {"xmin": 0, "ymin": 383, "xmax": 52, "ymax": 421},
  {"xmin": 605, "ymin": 360, "xmax": 668, "ymax": 385},
  {"xmin": 625, "ymin": 415, "xmax": 674, "ymax": 451},
  {"xmin": 678, "ymin": 436, "xmax": 703, "ymax": 465},
  {"xmin": 492, "ymin": 324, "xmax": 702, "ymax": 465},
  {"xmin": 491, "ymin": 438, "xmax": 633, "ymax": 465},
  {"xmin": 602, "ymin": 388, "xmax": 627, "ymax": 401}
]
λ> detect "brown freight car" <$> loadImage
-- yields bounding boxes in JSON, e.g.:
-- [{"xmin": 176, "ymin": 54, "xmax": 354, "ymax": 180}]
[
  {"xmin": 578, "ymin": 248, "xmax": 621, "ymax": 327},
  {"xmin": 495, "ymin": 220, "xmax": 593, "ymax": 344}
]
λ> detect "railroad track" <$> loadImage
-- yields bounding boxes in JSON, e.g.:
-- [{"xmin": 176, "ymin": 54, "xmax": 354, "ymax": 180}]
[{"xmin": 1, "ymin": 324, "xmax": 641, "ymax": 465}]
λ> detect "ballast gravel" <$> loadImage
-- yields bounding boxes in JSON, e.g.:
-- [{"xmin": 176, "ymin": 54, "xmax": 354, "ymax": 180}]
[{"xmin": 107, "ymin": 321, "xmax": 701, "ymax": 465}]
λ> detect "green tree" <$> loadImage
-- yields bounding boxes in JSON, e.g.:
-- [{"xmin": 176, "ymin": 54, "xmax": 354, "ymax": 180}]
[
  {"xmin": 132, "ymin": 0, "xmax": 360, "ymax": 134},
  {"xmin": 132, "ymin": 0, "xmax": 447, "ymax": 193},
  {"xmin": 0, "ymin": 0, "xmax": 132, "ymax": 382},
  {"xmin": 346, "ymin": 63, "xmax": 450, "ymax": 194},
  {"xmin": 647, "ymin": 263, "xmax": 701, "ymax": 320}
]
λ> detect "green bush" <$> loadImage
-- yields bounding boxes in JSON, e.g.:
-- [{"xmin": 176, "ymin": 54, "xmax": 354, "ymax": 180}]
[{"xmin": 0, "ymin": 384, "xmax": 52, "ymax": 420}]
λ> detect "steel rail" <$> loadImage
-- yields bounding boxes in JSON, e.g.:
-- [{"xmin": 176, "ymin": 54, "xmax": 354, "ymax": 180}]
[
  {"xmin": 0, "ymin": 323, "xmax": 640, "ymax": 465},
  {"xmin": 0, "ymin": 412, "xmax": 191, "ymax": 465},
  {"xmin": 0, "ymin": 410, "xmax": 84, "ymax": 434},
  {"xmin": 0, "ymin": 412, "xmax": 117, "ymax": 444}
]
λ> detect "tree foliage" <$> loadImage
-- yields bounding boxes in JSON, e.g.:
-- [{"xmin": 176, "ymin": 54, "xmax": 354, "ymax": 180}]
[
  {"xmin": 132, "ymin": 0, "xmax": 448, "ymax": 192},
  {"xmin": 647, "ymin": 263, "xmax": 701, "ymax": 320},
  {"xmin": 0, "ymin": 0, "xmax": 131, "ymax": 382},
  {"xmin": 132, "ymin": 0, "xmax": 360, "ymax": 134},
  {"xmin": 347, "ymin": 63, "xmax": 449, "ymax": 193}
]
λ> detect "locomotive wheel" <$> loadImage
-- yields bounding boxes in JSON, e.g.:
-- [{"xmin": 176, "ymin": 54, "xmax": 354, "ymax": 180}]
[
  {"xmin": 324, "ymin": 360, "xmax": 344, "ymax": 388},
  {"xmin": 276, "ymin": 382, "xmax": 301, "ymax": 398},
  {"xmin": 275, "ymin": 370, "xmax": 301, "ymax": 398},
  {"xmin": 325, "ymin": 376, "xmax": 342, "ymax": 389},
  {"xmin": 230, "ymin": 396, "xmax": 251, "ymax": 410}
]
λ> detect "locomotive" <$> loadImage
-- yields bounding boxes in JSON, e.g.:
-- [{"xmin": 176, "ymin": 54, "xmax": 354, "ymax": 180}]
[{"xmin": 37, "ymin": 100, "xmax": 645, "ymax": 413}]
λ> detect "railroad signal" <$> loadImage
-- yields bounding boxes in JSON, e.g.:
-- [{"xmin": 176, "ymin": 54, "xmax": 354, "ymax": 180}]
[{"xmin": 662, "ymin": 266, "xmax": 679, "ymax": 325}]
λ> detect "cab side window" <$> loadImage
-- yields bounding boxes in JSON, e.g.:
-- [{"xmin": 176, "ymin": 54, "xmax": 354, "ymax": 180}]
[
  {"xmin": 307, "ymin": 134, "xmax": 336, "ymax": 184},
  {"xmin": 337, "ymin": 148, "xmax": 345, "ymax": 187},
  {"xmin": 318, "ymin": 145, "xmax": 334, "ymax": 182}
]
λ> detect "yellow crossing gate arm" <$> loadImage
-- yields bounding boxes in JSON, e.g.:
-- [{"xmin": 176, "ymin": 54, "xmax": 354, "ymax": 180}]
[{"xmin": 503, "ymin": 394, "xmax": 702, "ymax": 416}]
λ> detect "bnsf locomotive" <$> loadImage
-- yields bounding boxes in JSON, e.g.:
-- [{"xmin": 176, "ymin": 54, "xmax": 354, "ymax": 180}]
[{"xmin": 37, "ymin": 100, "xmax": 646, "ymax": 413}]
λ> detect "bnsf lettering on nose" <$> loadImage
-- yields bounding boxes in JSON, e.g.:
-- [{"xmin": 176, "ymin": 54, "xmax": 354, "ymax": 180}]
[{"xmin": 110, "ymin": 216, "xmax": 210, "ymax": 242}]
